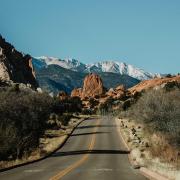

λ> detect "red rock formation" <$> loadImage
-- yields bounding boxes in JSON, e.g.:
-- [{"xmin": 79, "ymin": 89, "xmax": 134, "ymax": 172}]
[
  {"xmin": 82, "ymin": 73, "xmax": 105, "ymax": 98},
  {"xmin": 115, "ymin": 85, "xmax": 126, "ymax": 91},
  {"xmin": 106, "ymin": 84, "xmax": 126, "ymax": 100},
  {"xmin": 0, "ymin": 35, "xmax": 38, "ymax": 88},
  {"xmin": 129, "ymin": 75, "xmax": 180, "ymax": 93},
  {"xmin": 71, "ymin": 73, "xmax": 106, "ymax": 100},
  {"xmin": 71, "ymin": 88, "xmax": 82, "ymax": 97}
]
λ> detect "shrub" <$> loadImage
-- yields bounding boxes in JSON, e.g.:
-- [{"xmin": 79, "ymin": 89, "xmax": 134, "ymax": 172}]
[
  {"xmin": 89, "ymin": 98, "xmax": 98, "ymax": 108},
  {"xmin": 0, "ymin": 86, "xmax": 83, "ymax": 160},
  {"xmin": 52, "ymin": 96, "xmax": 82, "ymax": 114},
  {"xmin": 0, "ymin": 88, "xmax": 53, "ymax": 160},
  {"xmin": 126, "ymin": 89, "xmax": 180, "ymax": 146},
  {"xmin": 98, "ymin": 97, "xmax": 114, "ymax": 115},
  {"xmin": 82, "ymin": 108, "xmax": 92, "ymax": 115},
  {"xmin": 58, "ymin": 114, "xmax": 72, "ymax": 126}
]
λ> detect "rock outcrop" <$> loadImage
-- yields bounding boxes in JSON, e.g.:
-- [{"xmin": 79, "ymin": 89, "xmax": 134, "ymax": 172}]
[
  {"xmin": 106, "ymin": 85, "xmax": 126, "ymax": 100},
  {"xmin": 129, "ymin": 75, "xmax": 180, "ymax": 93},
  {"xmin": 70, "ymin": 73, "xmax": 106, "ymax": 110},
  {"xmin": 0, "ymin": 35, "xmax": 38, "ymax": 88},
  {"xmin": 81, "ymin": 73, "xmax": 105, "ymax": 98},
  {"xmin": 71, "ymin": 88, "xmax": 82, "ymax": 97},
  {"xmin": 71, "ymin": 73, "xmax": 106, "ymax": 99}
]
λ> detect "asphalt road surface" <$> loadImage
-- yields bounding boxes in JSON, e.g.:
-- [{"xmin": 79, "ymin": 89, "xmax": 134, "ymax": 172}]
[{"xmin": 0, "ymin": 117, "xmax": 147, "ymax": 180}]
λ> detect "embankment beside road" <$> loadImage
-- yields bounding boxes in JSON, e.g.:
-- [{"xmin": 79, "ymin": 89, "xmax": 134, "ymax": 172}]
[{"xmin": 115, "ymin": 118, "xmax": 179, "ymax": 180}]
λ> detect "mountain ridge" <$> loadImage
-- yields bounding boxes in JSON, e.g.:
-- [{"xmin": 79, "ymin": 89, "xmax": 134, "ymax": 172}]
[
  {"xmin": 33, "ymin": 56, "xmax": 159, "ymax": 80},
  {"xmin": 35, "ymin": 64, "xmax": 140, "ymax": 94}
]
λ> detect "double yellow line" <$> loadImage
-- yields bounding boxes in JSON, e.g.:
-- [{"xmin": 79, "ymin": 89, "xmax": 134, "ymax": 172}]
[{"xmin": 50, "ymin": 119, "xmax": 100, "ymax": 180}]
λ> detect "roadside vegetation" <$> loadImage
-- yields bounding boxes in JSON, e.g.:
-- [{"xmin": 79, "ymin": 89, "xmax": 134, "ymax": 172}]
[
  {"xmin": 0, "ymin": 85, "xmax": 82, "ymax": 165},
  {"xmin": 117, "ymin": 88, "xmax": 180, "ymax": 178},
  {"xmin": 95, "ymin": 84, "xmax": 180, "ymax": 178},
  {"xmin": 125, "ymin": 88, "xmax": 180, "ymax": 147}
]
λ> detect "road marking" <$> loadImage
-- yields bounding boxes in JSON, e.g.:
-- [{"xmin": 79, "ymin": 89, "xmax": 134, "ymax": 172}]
[
  {"xmin": 24, "ymin": 169, "xmax": 44, "ymax": 173},
  {"xmin": 49, "ymin": 119, "xmax": 100, "ymax": 180},
  {"xmin": 92, "ymin": 168, "xmax": 113, "ymax": 172}
]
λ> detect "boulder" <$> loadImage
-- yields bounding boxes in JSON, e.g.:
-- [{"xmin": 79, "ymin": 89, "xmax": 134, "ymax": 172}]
[
  {"xmin": 106, "ymin": 84, "xmax": 126, "ymax": 100},
  {"xmin": 71, "ymin": 88, "xmax": 82, "ymax": 97},
  {"xmin": 106, "ymin": 88, "xmax": 116, "ymax": 96},
  {"xmin": 115, "ymin": 85, "xmax": 126, "ymax": 91}
]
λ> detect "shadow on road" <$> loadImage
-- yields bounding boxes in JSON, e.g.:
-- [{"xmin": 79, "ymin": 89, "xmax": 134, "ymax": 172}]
[
  {"xmin": 70, "ymin": 131, "xmax": 110, "ymax": 136},
  {"xmin": 52, "ymin": 150, "xmax": 130, "ymax": 157},
  {"xmin": 76, "ymin": 125, "xmax": 117, "ymax": 129}
]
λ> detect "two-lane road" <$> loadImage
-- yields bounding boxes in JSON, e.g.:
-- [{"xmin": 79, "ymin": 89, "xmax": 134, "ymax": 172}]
[{"xmin": 0, "ymin": 118, "xmax": 147, "ymax": 180}]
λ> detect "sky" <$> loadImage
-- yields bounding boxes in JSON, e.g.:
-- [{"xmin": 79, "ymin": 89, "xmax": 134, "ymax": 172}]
[{"xmin": 0, "ymin": 0, "xmax": 180, "ymax": 74}]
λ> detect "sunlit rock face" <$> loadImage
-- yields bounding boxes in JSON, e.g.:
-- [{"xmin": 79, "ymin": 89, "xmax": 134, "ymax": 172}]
[
  {"xmin": 0, "ymin": 35, "xmax": 38, "ymax": 88},
  {"xmin": 81, "ymin": 73, "xmax": 106, "ymax": 98}
]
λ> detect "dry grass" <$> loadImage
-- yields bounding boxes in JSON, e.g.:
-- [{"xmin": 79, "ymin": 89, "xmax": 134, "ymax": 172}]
[
  {"xmin": 150, "ymin": 133, "xmax": 179, "ymax": 166},
  {"xmin": 40, "ymin": 133, "xmax": 67, "ymax": 156},
  {"xmin": 0, "ymin": 149, "xmax": 41, "ymax": 169},
  {"xmin": 116, "ymin": 117, "xmax": 180, "ymax": 180}
]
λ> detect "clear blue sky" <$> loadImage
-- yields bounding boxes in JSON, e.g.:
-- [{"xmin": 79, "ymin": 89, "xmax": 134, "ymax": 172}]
[{"xmin": 0, "ymin": 0, "xmax": 180, "ymax": 74}]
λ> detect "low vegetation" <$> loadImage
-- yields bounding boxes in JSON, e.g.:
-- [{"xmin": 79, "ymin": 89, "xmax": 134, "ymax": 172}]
[
  {"xmin": 125, "ymin": 88, "xmax": 180, "ymax": 147},
  {"xmin": 0, "ymin": 86, "xmax": 82, "ymax": 162},
  {"xmin": 119, "ymin": 88, "xmax": 180, "ymax": 174}
]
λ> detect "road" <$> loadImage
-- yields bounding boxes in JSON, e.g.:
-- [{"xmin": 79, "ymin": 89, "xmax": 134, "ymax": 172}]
[{"xmin": 0, "ymin": 117, "xmax": 147, "ymax": 180}]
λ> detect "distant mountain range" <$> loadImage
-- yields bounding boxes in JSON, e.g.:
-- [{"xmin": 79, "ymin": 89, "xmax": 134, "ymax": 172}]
[
  {"xmin": 33, "ymin": 64, "xmax": 140, "ymax": 94},
  {"xmin": 0, "ymin": 35, "xmax": 167, "ymax": 95},
  {"xmin": 32, "ymin": 56, "xmax": 161, "ymax": 94},
  {"xmin": 33, "ymin": 56, "xmax": 160, "ymax": 80}
]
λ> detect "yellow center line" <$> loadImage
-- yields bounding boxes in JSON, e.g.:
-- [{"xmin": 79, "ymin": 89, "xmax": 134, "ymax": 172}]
[{"xmin": 49, "ymin": 119, "xmax": 100, "ymax": 180}]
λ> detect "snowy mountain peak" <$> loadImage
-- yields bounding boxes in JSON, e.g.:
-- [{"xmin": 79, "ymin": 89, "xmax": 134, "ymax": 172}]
[
  {"xmin": 86, "ymin": 61, "xmax": 154, "ymax": 80},
  {"xmin": 32, "ymin": 56, "xmax": 156, "ymax": 80},
  {"xmin": 33, "ymin": 56, "xmax": 85, "ymax": 71}
]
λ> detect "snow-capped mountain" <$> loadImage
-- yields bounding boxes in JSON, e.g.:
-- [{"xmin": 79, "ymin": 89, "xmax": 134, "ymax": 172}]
[
  {"xmin": 32, "ymin": 56, "xmax": 86, "ymax": 71},
  {"xmin": 85, "ymin": 61, "xmax": 154, "ymax": 80},
  {"xmin": 33, "ymin": 56, "xmax": 156, "ymax": 80}
]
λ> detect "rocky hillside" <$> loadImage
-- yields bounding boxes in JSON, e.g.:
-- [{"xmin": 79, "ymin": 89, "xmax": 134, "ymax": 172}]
[
  {"xmin": 129, "ymin": 75, "xmax": 180, "ymax": 93},
  {"xmin": 35, "ymin": 64, "xmax": 140, "ymax": 94},
  {"xmin": 0, "ymin": 35, "xmax": 38, "ymax": 88},
  {"xmin": 33, "ymin": 56, "xmax": 157, "ymax": 80}
]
